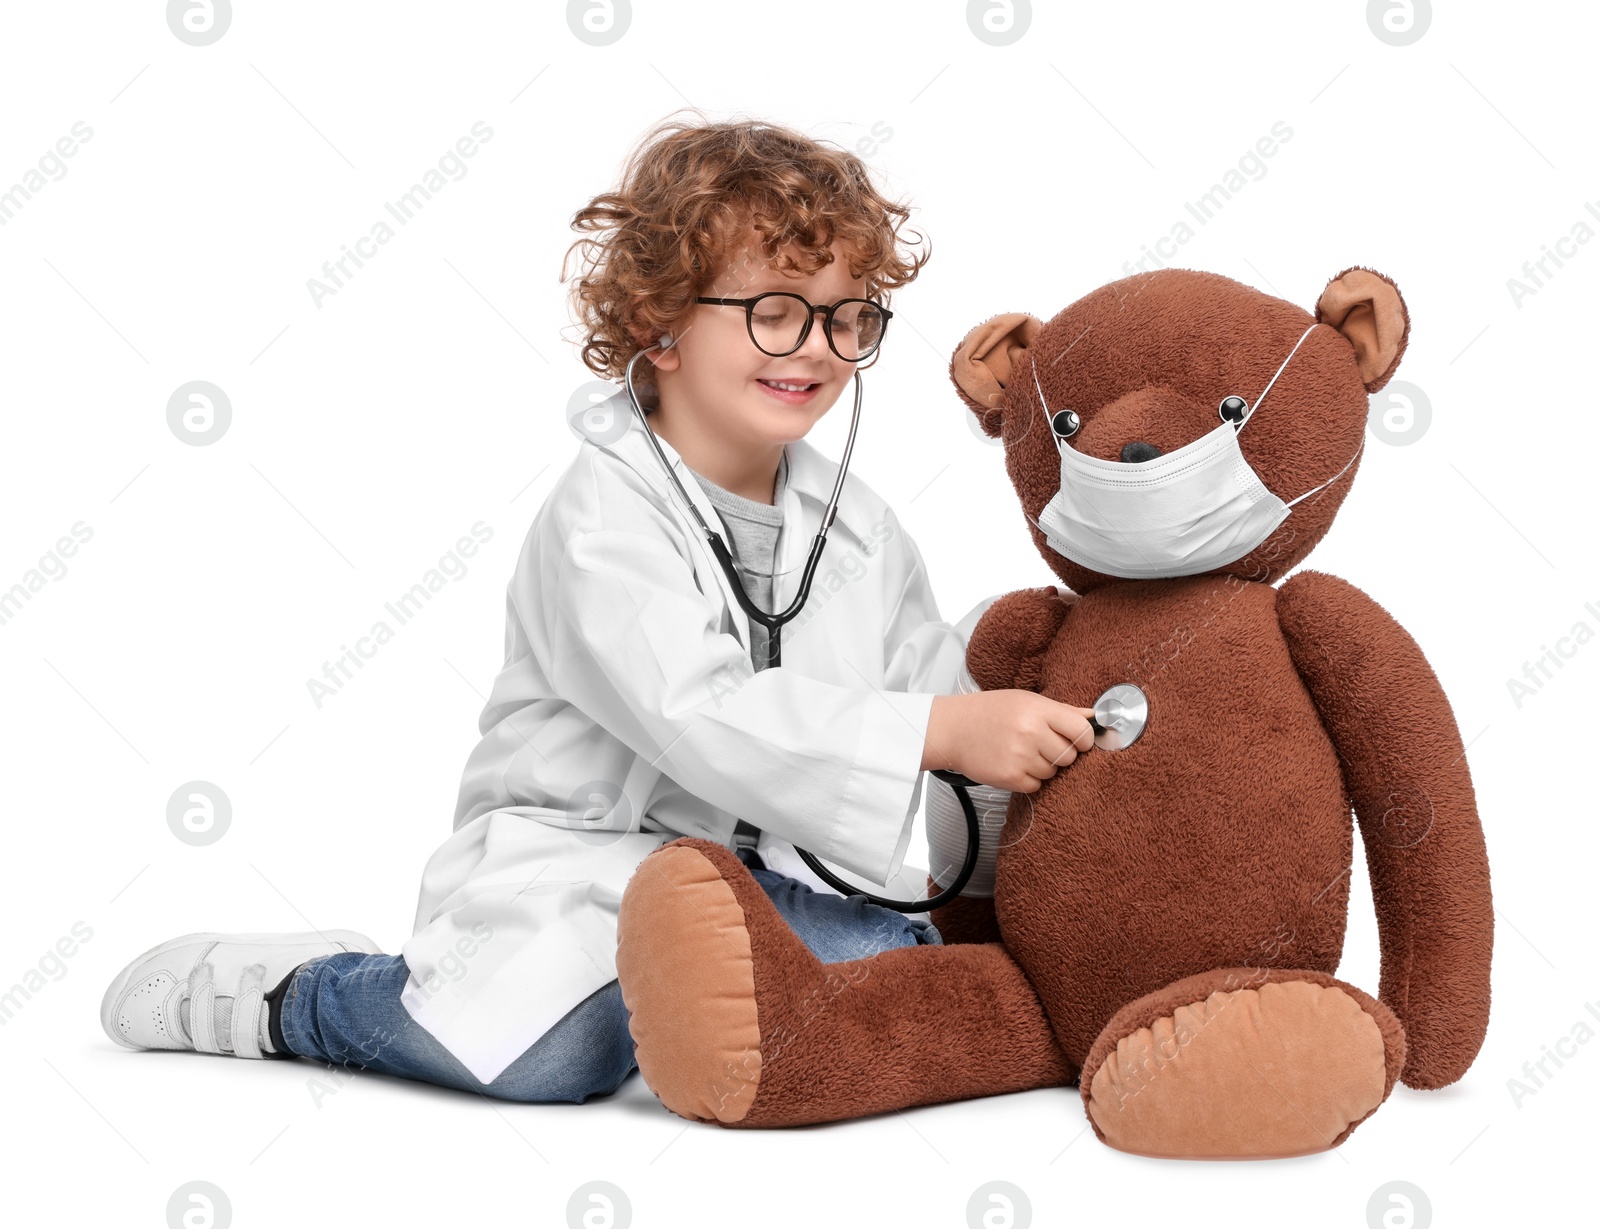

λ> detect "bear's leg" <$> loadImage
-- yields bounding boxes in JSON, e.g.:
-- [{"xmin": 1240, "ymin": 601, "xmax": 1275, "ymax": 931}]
[
  {"xmin": 1079, "ymin": 967, "xmax": 1406, "ymax": 1159},
  {"xmin": 616, "ymin": 838, "xmax": 1073, "ymax": 1128}
]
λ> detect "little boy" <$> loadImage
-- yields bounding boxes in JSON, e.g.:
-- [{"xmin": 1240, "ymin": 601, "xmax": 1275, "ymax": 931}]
[{"xmin": 100, "ymin": 115, "xmax": 1094, "ymax": 1102}]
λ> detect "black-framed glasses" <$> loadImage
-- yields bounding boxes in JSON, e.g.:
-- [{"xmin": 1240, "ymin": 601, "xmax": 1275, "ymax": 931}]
[{"xmin": 695, "ymin": 293, "xmax": 892, "ymax": 362}]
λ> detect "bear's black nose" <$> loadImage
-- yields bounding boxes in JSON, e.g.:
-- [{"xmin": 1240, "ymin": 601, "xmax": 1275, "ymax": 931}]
[{"xmin": 1120, "ymin": 441, "xmax": 1164, "ymax": 463}]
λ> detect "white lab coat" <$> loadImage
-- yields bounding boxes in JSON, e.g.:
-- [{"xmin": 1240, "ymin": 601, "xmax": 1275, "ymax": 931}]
[{"xmin": 398, "ymin": 388, "xmax": 997, "ymax": 1083}]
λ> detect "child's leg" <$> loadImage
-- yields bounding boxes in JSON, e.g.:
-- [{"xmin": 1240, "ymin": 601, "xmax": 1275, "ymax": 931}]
[
  {"xmin": 103, "ymin": 856, "xmax": 944, "ymax": 1106},
  {"xmin": 743, "ymin": 866, "xmax": 942, "ymax": 962},
  {"xmin": 101, "ymin": 931, "xmax": 381, "ymax": 1060},
  {"xmin": 275, "ymin": 953, "xmax": 636, "ymax": 1104},
  {"xmin": 271, "ymin": 855, "xmax": 919, "ymax": 1105}
]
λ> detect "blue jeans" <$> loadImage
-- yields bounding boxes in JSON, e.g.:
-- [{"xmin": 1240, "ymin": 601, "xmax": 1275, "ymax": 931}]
[{"xmin": 278, "ymin": 851, "xmax": 942, "ymax": 1103}]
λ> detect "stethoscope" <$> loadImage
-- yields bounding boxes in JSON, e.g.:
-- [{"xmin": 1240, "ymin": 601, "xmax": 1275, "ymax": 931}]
[{"xmin": 621, "ymin": 340, "xmax": 1150, "ymax": 912}]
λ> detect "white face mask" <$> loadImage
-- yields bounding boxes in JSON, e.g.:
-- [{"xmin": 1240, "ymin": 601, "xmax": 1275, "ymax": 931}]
[{"xmin": 1033, "ymin": 323, "xmax": 1363, "ymax": 579}]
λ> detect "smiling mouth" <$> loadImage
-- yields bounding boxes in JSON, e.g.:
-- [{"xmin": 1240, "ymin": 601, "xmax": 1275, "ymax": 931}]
[{"xmin": 756, "ymin": 378, "xmax": 823, "ymax": 405}]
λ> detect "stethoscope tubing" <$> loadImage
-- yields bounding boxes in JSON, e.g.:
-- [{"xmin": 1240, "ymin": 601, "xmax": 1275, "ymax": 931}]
[
  {"xmin": 620, "ymin": 344, "xmax": 981, "ymax": 912},
  {"xmin": 624, "ymin": 342, "xmax": 859, "ymax": 668}
]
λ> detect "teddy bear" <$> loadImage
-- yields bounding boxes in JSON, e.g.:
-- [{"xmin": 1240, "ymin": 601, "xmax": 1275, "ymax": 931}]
[{"xmin": 611, "ymin": 266, "xmax": 1494, "ymax": 1159}]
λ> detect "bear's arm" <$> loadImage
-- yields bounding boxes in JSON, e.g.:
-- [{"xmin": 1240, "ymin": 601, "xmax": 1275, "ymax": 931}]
[
  {"xmin": 1277, "ymin": 569, "xmax": 1493, "ymax": 1090},
  {"xmin": 929, "ymin": 586, "xmax": 1074, "ymax": 945},
  {"xmin": 925, "ymin": 878, "xmax": 1004, "ymax": 945},
  {"xmin": 966, "ymin": 585, "xmax": 1075, "ymax": 693}
]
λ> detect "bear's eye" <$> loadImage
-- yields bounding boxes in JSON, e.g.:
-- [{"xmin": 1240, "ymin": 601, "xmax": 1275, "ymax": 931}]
[
  {"xmin": 1218, "ymin": 395, "xmax": 1248, "ymax": 426},
  {"xmin": 1051, "ymin": 409, "xmax": 1081, "ymax": 438}
]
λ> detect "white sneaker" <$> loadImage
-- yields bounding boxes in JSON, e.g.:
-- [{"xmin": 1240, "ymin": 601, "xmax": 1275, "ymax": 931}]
[{"xmin": 101, "ymin": 930, "xmax": 380, "ymax": 1059}]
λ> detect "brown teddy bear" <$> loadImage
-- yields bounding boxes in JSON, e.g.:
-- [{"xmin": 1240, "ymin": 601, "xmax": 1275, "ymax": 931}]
[{"xmin": 613, "ymin": 267, "xmax": 1494, "ymax": 1159}]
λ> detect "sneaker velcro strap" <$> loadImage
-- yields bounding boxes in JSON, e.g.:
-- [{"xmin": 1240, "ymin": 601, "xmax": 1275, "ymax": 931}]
[
  {"xmin": 233, "ymin": 965, "xmax": 267, "ymax": 1060},
  {"xmin": 189, "ymin": 963, "xmax": 220, "ymax": 1054}
]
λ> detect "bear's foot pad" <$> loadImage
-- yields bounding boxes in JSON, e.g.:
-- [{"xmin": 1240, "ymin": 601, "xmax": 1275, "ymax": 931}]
[
  {"xmin": 615, "ymin": 842, "xmax": 769, "ymax": 1124},
  {"xmin": 1083, "ymin": 976, "xmax": 1393, "ymax": 1159}
]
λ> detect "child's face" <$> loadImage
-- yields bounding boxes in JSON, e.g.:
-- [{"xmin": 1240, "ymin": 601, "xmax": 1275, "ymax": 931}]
[{"xmin": 649, "ymin": 232, "xmax": 869, "ymax": 450}]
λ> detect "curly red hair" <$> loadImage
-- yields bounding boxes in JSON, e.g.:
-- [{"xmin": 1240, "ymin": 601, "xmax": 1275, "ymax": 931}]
[{"xmin": 561, "ymin": 111, "xmax": 930, "ymax": 390}]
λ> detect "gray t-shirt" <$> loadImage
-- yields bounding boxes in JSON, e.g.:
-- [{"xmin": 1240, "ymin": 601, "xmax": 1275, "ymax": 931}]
[
  {"xmin": 687, "ymin": 453, "xmax": 788, "ymax": 854},
  {"xmin": 687, "ymin": 451, "xmax": 788, "ymax": 670}
]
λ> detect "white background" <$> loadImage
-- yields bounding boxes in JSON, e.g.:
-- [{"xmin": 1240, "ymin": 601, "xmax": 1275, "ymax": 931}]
[{"xmin": 2, "ymin": 2, "xmax": 1594, "ymax": 1226}]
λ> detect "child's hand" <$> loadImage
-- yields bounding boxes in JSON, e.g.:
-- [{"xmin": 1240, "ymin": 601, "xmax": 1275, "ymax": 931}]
[{"xmin": 922, "ymin": 692, "xmax": 1097, "ymax": 792}]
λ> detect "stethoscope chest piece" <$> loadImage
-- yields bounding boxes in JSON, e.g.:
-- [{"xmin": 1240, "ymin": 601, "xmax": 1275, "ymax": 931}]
[{"xmin": 1090, "ymin": 683, "xmax": 1149, "ymax": 751}]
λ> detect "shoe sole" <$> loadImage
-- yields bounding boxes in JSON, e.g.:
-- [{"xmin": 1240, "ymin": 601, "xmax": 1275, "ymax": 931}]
[{"xmin": 100, "ymin": 928, "xmax": 382, "ymax": 1051}]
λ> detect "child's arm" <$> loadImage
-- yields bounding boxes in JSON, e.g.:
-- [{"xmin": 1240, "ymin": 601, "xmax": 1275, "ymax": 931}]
[
  {"xmin": 921, "ymin": 584, "xmax": 1092, "ymax": 944},
  {"xmin": 879, "ymin": 532, "xmax": 1092, "ymax": 919},
  {"xmin": 537, "ymin": 525, "xmax": 932, "ymax": 888}
]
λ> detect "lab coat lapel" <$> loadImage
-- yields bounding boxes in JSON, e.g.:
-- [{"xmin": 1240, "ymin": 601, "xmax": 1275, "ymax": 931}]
[
  {"xmin": 592, "ymin": 389, "xmax": 872, "ymax": 660},
  {"xmin": 595, "ymin": 394, "xmax": 755, "ymax": 652},
  {"xmin": 771, "ymin": 435, "xmax": 874, "ymax": 662}
]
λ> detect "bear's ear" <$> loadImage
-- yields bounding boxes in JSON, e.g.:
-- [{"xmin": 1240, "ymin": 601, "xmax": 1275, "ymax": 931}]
[
  {"xmin": 1315, "ymin": 267, "xmax": 1410, "ymax": 392},
  {"xmin": 950, "ymin": 312, "xmax": 1043, "ymax": 435}
]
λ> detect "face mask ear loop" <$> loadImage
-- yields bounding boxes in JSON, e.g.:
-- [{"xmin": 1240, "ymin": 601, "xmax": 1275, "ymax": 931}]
[
  {"xmin": 1031, "ymin": 357, "xmax": 1066, "ymax": 457},
  {"xmin": 1238, "ymin": 322, "xmax": 1321, "ymax": 433},
  {"xmin": 1285, "ymin": 435, "xmax": 1366, "ymax": 508}
]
